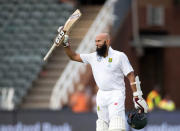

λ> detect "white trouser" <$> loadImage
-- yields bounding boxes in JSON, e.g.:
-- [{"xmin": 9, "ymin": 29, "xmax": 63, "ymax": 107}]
[{"xmin": 96, "ymin": 90, "xmax": 126, "ymax": 131}]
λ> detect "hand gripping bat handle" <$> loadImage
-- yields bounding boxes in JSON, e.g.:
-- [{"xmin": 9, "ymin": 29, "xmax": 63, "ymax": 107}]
[{"xmin": 43, "ymin": 43, "xmax": 57, "ymax": 61}]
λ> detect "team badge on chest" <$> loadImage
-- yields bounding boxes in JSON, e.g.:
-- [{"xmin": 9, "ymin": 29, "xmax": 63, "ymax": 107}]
[
  {"xmin": 108, "ymin": 58, "xmax": 112, "ymax": 67},
  {"xmin": 97, "ymin": 56, "xmax": 102, "ymax": 62},
  {"xmin": 108, "ymin": 58, "xmax": 112, "ymax": 63}
]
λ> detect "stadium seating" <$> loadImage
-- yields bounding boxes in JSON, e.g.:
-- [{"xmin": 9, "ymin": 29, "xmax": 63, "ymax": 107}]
[{"xmin": 0, "ymin": 0, "xmax": 74, "ymax": 108}]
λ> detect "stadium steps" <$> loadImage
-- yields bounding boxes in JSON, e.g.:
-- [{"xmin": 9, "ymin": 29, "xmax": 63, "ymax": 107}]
[{"xmin": 20, "ymin": 5, "xmax": 102, "ymax": 109}]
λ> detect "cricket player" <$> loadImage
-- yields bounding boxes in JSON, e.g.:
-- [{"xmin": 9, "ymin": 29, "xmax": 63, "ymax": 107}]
[{"xmin": 59, "ymin": 30, "xmax": 148, "ymax": 131}]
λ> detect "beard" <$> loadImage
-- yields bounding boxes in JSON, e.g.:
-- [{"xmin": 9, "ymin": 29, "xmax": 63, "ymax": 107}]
[{"xmin": 96, "ymin": 41, "xmax": 107, "ymax": 57}]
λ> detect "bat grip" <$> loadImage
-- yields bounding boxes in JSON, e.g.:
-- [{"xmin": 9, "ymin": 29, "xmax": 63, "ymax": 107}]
[{"xmin": 43, "ymin": 43, "xmax": 57, "ymax": 61}]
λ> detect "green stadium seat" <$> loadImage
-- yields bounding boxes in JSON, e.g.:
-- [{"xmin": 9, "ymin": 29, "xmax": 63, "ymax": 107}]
[
  {"xmin": 0, "ymin": 79, "xmax": 13, "ymax": 87},
  {"xmin": 0, "ymin": 11, "xmax": 10, "ymax": 20},
  {"xmin": 0, "ymin": 1, "xmax": 74, "ymax": 107},
  {"xmin": 0, "ymin": 19, "xmax": 4, "ymax": 27},
  {"xmin": 0, "ymin": 72, "xmax": 3, "ymax": 78},
  {"xmin": 4, "ymin": 71, "xmax": 18, "ymax": 80},
  {"xmin": 10, "ymin": 63, "xmax": 24, "ymax": 73},
  {"xmin": 27, "ymin": 18, "xmax": 38, "ymax": 26},
  {"xmin": 34, "ymin": 3, "xmax": 46, "ymax": 11},
  {"xmin": 13, "ymin": 79, "xmax": 30, "ymax": 89},
  {"xmin": 18, "ymin": 3, "xmax": 32, "ymax": 11},
  {"xmin": 0, "ymin": 63, "xmax": 9, "ymax": 73},
  {"xmin": 31, "ymin": 11, "xmax": 43, "ymax": 19}
]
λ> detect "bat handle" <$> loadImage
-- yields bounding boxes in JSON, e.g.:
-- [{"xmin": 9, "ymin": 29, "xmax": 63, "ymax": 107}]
[{"xmin": 43, "ymin": 43, "xmax": 57, "ymax": 61}]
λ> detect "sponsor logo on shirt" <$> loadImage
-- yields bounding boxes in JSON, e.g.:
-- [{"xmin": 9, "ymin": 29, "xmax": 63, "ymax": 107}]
[{"xmin": 114, "ymin": 102, "xmax": 118, "ymax": 105}]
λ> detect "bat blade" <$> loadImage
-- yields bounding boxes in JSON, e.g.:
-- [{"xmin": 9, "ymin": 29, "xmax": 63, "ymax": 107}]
[
  {"xmin": 63, "ymin": 9, "xmax": 82, "ymax": 33},
  {"xmin": 43, "ymin": 9, "xmax": 82, "ymax": 61}
]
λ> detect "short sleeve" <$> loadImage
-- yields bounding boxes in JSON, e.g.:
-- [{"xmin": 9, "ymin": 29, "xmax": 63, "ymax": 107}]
[
  {"xmin": 80, "ymin": 53, "xmax": 92, "ymax": 64},
  {"xmin": 120, "ymin": 53, "xmax": 134, "ymax": 76}
]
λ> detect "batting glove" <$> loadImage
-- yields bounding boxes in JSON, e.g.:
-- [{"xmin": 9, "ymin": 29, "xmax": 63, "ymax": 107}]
[
  {"xmin": 63, "ymin": 35, "xmax": 70, "ymax": 47},
  {"xmin": 55, "ymin": 26, "xmax": 65, "ymax": 46},
  {"xmin": 57, "ymin": 26, "xmax": 63, "ymax": 33},
  {"xmin": 133, "ymin": 96, "xmax": 148, "ymax": 113}
]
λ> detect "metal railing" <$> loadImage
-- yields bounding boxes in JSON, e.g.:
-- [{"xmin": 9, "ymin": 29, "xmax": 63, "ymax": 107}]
[
  {"xmin": 0, "ymin": 88, "xmax": 14, "ymax": 110},
  {"xmin": 50, "ymin": 0, "xmax": 117, "ymax": 109}
]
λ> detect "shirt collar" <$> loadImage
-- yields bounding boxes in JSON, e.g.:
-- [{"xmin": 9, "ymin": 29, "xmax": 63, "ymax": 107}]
[{"xmin": 108, "ymin": 46, "xmax": 113, "ymax": 56}]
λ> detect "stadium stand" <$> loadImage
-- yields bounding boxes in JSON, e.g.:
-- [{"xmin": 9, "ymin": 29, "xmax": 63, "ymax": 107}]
[
  {"xmin": 0, "ymin": 0, "xmax": 74, "ymax": 108},
  {"xmin": 21, "ymin": 5, "xmax": 101, "ymax": 109}
]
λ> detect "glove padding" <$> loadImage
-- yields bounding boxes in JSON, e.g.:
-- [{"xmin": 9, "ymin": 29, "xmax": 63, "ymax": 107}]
[
  {"xmin": 133, "ymin": 97, "xmax": 148, "ymax": 113},
  {"xmin": 57, "ymin": 26, "xmax": 63, "ymax": 33},
  {"xmin": 63, "ymin": 35, "xmax": 69, "ymax": 47},
  {"xmin": 56, "ymin": 26, "xmax": 69, "ymax": 47}
]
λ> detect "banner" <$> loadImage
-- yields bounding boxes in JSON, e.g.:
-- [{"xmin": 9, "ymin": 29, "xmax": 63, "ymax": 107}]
[{"xmin": 0, "ymin": 109, "xmax": 180, "ymax": 131}]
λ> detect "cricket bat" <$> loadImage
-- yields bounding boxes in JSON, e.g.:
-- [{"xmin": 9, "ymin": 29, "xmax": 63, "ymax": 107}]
[{"xmin": 43, "ymin": 9, "xmax": 82, "ymax": 61}]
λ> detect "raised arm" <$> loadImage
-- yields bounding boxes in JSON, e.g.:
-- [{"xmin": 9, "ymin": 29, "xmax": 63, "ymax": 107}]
[
  {"xmin": 62, "ymin": 35, "xmax": 83, "ymax": 62},
  {"xmin": 64, "ymin": 46, "xmax": 82, "ymax": 62}
]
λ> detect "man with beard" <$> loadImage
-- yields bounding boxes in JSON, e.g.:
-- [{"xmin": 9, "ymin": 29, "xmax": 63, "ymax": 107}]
[{"xmin": 61, "ymin": 32, "xmax": 148, "ymax": 131}]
